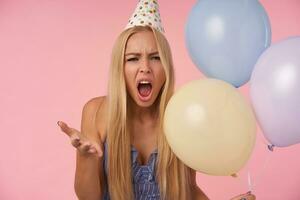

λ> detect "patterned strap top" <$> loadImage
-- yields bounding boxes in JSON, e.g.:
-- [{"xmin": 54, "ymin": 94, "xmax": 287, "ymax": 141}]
[{"xmin": 102, "ymin": 140, "xmax": 160, "ymax": 200}]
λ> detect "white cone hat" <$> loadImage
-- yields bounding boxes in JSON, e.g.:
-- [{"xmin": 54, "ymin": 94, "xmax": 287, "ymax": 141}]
[{"xmin": 125, "ymin": 0, "xmax": 165, "ymax": 33}]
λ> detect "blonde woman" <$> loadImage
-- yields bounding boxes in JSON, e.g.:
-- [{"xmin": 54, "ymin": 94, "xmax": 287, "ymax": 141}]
[{"xmin": 57, "ymin": 1, "xmax": 256, "ymax": 200}]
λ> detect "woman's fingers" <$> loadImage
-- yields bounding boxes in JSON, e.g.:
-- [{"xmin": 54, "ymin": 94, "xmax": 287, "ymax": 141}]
[
  {"xmin": 70, "ymin": 137, "xmax": 92, "ymax": 155},
  {"xmin": 57, "ymin": 121, "xmax": 79, "ymax": 137},
  {"xmin": 78, "ymin": 142, "xmax": 103, "ymax": 157},
  {"xmin": 91, "ymin": 143, "xmax": 103, "ymax": 157},
  {"xmin": 231, "ymin": 192, "xmax": 255, "ymax": 200},
  {"xmin": 70, "ymin": 134, "xmax": 81, "ymax": 147},
  {"xmin": 58, "ymin": 120, "xmax": 85, "ymax": 149},
  {"xmin": 238, "ymin": 193, "xmax": 255, "ymax": 200},
  {"xmin": 58, "ymin": 120, "xmax": 103, "ymax": 157},
  {"xmin": 58, "ymin": 121, "xmax": 83, "ymax": 147},
  {"xmin": 78, "ymin": 141, "xmax": 91, "ymax": 152},
  {"xmin": 88, "ymin": 148, "xmax": 96, "ymax": 154},
  {"xmin": 246, "ymin": 194, "xmax": 255, "ymax": 200}
]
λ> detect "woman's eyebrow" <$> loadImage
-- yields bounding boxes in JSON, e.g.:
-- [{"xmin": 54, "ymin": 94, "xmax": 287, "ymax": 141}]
[
  {"xmin": 125, "ymin": 52, "xmax": 140, "ymax": 56},
  {"xmin": 149, "ymin": 51, "xmax": 159, "ymax": 56},
  {"xmin": 125, "ymin": 51, "xmax": 159, "ymax": 56}
]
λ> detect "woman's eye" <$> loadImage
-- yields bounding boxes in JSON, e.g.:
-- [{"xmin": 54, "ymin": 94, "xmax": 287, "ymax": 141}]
[
  {"xmin": 152, "ymin": 56, "xmax": 160, "ymax": 60},
  {"xmin": 127, "ymin": 57, "xmax": 138, "ymax": 62}
]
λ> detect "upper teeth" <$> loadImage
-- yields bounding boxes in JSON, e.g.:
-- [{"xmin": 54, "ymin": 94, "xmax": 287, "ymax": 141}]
[{"xmin": 140, "ymin": 81, "xmax": 150, "ymax": 84}]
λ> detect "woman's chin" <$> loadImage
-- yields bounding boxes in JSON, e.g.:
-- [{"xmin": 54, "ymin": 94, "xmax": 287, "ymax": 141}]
[
  {"xmin": 135, "ymin": 92, "xmax": 156, "ymax": 107},
  {"xmin": 136, "ymin": 101, "xmax": 154, "ymax": 108}
]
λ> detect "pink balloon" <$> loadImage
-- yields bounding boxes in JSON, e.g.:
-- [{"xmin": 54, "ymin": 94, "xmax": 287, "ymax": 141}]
[{"xmin": 250, "ymin": 37, "xmax": 300, "ymax": 147}]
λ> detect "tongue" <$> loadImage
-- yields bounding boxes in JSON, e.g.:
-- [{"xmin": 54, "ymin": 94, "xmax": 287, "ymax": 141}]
[{"xmin": 138, "ymin": 84, "xmax": 151, "ymax": 97}]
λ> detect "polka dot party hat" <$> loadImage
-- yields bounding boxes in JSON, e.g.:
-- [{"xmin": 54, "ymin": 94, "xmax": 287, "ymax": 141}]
[{"xmin": 125, "ymin": 0, "xmax": 165, "ymax": 33}]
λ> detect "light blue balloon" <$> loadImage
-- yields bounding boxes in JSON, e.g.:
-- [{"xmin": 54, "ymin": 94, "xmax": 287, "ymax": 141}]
[{"xmin": 185, "ymin": 0, "xmax": 271, "ymax": 87}]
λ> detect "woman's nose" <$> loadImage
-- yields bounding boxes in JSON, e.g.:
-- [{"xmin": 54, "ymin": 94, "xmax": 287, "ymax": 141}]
[
  {"xmin": 139, "ymin": 59, "xmax": 151, "ymax": 73},
  {"xmin": 139, "ymin": 68, "xmax": 151, "ymax": 73}
]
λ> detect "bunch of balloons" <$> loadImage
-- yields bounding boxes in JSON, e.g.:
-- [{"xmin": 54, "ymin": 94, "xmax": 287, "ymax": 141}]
[{"xmin": 164, "ymin": 0, "xmax": 300, "ymax": 176}]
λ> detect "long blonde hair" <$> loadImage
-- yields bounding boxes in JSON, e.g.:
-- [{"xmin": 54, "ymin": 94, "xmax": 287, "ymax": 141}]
[{"xmin": 106, "ymin": 26, "xmax": 193, "ymax": 200}]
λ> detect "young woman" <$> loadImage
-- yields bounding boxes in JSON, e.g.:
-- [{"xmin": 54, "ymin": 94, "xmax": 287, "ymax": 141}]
[
  {"xmin": 58, "ymin": 25, "xmax": 255, "ymax": 200},
  {"xmin": 57, "ymin": 1, "xmax": 256, "ymax": 199}
]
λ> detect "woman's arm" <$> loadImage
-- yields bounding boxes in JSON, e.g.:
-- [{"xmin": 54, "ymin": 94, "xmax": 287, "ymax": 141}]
[
  {"xmin": 190, "ymin": 169, "xmax": 210, "ymax": 200},
  {"xmin": 74, "ymin": 98, "xmax": 105, "ymax": 200}
]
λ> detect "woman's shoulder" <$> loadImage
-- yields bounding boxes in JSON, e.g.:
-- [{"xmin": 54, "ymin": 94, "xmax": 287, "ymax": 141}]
[
  {"xmin": 84, "ymin": 96, "xmax": 107, "ymax": 108},
  {"xmin": 83, "ymin": 96, "xmax": 108, "ymax": 143}
]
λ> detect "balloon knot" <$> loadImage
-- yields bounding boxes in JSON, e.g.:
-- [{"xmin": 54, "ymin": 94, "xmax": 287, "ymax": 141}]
[{"xmin": 267, "ymin": 144, "xmax": 275, "ymax": 151}]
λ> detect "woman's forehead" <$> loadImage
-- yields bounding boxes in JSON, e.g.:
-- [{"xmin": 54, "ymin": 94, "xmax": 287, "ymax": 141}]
[{"xmin": 125, "ymin": 31, "xmax": 158, "ymax": 53}]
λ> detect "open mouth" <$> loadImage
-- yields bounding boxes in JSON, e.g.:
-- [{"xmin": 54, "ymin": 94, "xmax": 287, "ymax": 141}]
[{"xmin": 137, "ymin": 81, "xmax": 153, "ymax": 101}]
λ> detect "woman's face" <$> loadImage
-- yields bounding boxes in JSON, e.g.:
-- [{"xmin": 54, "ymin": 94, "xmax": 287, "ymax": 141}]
[{"xmin": 124, "ymin": 30, "xmax": 166, "ymax": 108}]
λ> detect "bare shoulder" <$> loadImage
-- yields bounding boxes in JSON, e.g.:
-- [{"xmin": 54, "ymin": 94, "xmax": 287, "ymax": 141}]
[
  {"xmin": 83, "ymin": 96, "xmax": 106, "ymax": 111},
  {"xmin": 81, "ymin": 96, "xmax": 108, "ymax": 143},
  {"xmin": 82, "ymin": 96, "xmax": 104, "ymax": 114}
]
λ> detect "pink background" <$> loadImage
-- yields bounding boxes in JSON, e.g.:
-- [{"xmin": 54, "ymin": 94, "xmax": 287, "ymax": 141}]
[{"xmin": 1, "ymin": 0, "xmax": 299, "ymax": 199}]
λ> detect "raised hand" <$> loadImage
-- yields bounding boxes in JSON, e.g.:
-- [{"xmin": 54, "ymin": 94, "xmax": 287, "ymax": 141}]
[{"xmin": 57, "ymin": 120, "xmax": 103, "ymax": 157}]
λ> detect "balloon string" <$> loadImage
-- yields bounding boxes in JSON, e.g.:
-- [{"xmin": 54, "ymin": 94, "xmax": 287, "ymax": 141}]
[
  {"xmin": 247, "ymin": 145, "xmax": 273, "ymax": 193},
  {"xmin": 247, "ymin": 171, "xmax": 252, "ymax": 192}
]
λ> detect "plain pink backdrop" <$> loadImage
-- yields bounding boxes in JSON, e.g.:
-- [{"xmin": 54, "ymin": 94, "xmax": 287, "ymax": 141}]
[{"xmin": 1, "ymin": 0, "xmax": 299, "ymax": 199}]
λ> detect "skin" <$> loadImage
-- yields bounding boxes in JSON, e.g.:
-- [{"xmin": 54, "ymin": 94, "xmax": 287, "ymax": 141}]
[{"xmin": 57, "ymin": 30, "xmax": 255, "ymax": 200}]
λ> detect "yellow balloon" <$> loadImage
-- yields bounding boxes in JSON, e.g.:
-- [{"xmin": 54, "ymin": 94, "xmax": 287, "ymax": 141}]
[{"xmin": 164, "ymin": 78, "xmax": 256, "ymax": 176}]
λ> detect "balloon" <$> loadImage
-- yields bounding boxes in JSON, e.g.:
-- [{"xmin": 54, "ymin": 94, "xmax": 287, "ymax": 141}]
[
  {"xmin": 185, "ymin": 0, "xmax": 271, "ymax": 87},
  {"xmin": 164, "ymin": 79, "xmax": 256, "ymax": 176},
  {"xmin": 250, "ymin": 37, "xmax": 300, "ymax": 147}
]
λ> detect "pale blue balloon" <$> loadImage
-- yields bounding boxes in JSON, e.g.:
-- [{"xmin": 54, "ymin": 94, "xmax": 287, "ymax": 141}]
[{"xmin": 185, "ymin": 0, "xmax": 271, "ymax": 87}]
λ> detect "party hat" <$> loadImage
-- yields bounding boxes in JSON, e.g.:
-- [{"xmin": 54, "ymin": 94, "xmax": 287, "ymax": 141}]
[{"xmin": 125, "ymin": 0, "xmax": 165, "ymax": 33}]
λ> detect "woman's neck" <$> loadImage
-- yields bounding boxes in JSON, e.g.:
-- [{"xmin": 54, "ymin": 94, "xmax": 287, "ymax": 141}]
[{"xmin": 127, "ymin": 97, "xmax": 159, "ymax": 124}]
